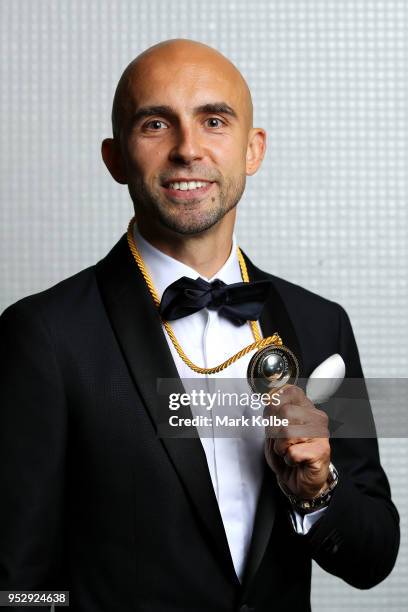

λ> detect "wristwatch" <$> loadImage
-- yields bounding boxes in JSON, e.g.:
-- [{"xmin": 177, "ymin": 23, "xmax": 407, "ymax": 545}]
[{"xmin": 277, "ymin": 462, "xmax": 339, "ymax": 514}]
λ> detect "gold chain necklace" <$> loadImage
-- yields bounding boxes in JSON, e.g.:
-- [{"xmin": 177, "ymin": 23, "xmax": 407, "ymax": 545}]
[{"xmin": 126, "ymin": 216, "xmax": 282, "ymax": 374}]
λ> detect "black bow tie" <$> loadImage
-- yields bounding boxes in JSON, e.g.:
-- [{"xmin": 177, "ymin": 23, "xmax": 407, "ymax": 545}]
[{"xmin": 159, "ymin": 276, "xmax": 272, "ymax": 325}]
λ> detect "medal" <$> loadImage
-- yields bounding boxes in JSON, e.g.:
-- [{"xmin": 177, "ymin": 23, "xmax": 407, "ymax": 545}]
[{"xmin": 247, "ymin": 343, "xmax": 299, "ymax": 393}]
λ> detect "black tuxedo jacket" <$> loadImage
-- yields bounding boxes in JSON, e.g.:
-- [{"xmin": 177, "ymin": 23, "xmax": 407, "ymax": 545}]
[{"xmin": 0, "ymin": 234, "xmax": 399, "ymax": 611}]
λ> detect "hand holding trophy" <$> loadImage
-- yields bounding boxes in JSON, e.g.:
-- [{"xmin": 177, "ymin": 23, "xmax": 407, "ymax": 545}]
[{"xmin": 247, "ymin": 345, "xmax": 344, "ymax": 510}]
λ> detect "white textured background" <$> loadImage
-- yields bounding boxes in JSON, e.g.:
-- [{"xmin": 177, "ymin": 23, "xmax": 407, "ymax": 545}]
[{"xmin": 0, "ymin": 1, "xmax": 406, "ymax": 609}]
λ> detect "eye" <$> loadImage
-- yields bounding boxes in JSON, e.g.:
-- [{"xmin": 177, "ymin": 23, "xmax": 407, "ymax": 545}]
[
  {"xmin": 144, "ymin": 119, "xmax": 168, "ymax": 130},
  {"xmin": 205, "ymin": 117, "xmax": 225, "ymax": 128}
]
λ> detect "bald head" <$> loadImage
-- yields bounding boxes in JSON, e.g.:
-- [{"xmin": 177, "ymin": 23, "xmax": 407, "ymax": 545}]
[
  {"xmin": 102, "ymin": 37, "xmax": 266, "ymax": 243},
  {"xmin": 111, "ymin": 39, "xmax": 253, "ymax": 143}
]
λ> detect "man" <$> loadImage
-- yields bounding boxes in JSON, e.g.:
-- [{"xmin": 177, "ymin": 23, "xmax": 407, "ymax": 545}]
[{"xmin": 0, "ymin": 39, "xmax": 399, "ymax": 611}]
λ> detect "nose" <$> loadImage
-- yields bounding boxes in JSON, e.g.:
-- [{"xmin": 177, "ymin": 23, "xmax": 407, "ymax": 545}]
[{"xmin": 169, "ymin": 123, "xmax": 204, "ymax": 164}]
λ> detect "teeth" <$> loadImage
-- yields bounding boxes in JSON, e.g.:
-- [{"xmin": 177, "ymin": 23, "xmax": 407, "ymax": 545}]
[{"xmin": 167, "ymin": 180, "xmax": 209, "ymax": 191}]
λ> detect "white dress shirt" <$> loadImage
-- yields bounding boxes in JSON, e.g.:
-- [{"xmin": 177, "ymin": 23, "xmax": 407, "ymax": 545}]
[{"xmin": 133, "ymin": 225, "xmax": 325, "ymax": 581}]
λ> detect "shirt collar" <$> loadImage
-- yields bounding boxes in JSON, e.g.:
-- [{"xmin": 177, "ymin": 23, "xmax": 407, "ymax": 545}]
[{"xmin": 132, "ymin": 224, "xmax": 243, "ymax": 300}]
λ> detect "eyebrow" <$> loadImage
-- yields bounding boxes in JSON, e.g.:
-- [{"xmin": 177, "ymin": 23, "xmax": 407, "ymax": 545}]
[{"xmin": 130, "ymin": 102, "xmax": 238, "ymax": 126}]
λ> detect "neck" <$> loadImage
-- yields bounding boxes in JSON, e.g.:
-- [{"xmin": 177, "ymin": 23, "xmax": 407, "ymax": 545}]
[{"xmin": 137, "ymin": 211, "xmax": 236, "ymax": 278}]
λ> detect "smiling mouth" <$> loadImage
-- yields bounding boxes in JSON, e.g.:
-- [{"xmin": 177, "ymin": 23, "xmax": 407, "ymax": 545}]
[{"xmin": 161, "ymin": 179, "xmax": 215, "ymax": 201}]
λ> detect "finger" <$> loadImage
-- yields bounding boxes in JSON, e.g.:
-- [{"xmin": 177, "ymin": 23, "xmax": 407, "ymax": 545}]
[
  {"xmin": 283, "ymin": 438, "xmax": 331, "ymax": 467},
  {"xmin": 264, "ymin": 438, "xmax": 280, "ymax": 471},
  {"xmin": 263, "ymin": 401, "xmax": 301, "ymax": 438},
  {"xmin": 273, "ymin": 436, "xmax": 312, "ymax": 457},
  {"xmin": 262, "ymin": 386, "xmax": 288, "ymax": 415},
  {"xmin": 263, "ymin": 391, "xmax": 306, "ymax": 418},
  {"xmin": 277, "ymin": 403, "xmax": 309, "ymax": 424},
  {"xmin": 274, "ymin": 421, "xmax": 329, "ymax": 440},
  {"xmin": 274, "ymin": 430, "xmax": 330, "ymax": 459},
  {"xmin": 264, "ymin": 402, "xmax": 315, "ymax": 439},
  {"xmin": 276, "ymin": 384, "xmax": 309, "ymax": 408},
  {"xmin": 266, "ymin": 400, "xmax": 329, "ymax": 433},
  {"xmin": 264, "ymin": 438, "xmax": 289, "ymax": 474},
  {"xmin": 264, "ymin": 389, "xmax": 311, "ymax": 423},
  {"xmin": 264, "ymin": 405, "xmax": 307, "ymax": 442}
]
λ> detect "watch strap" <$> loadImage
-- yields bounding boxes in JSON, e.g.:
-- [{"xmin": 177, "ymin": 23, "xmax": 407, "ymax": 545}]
[{"xmin": 278, "ymin": 462, "xmax": 339, "ymax": 514}]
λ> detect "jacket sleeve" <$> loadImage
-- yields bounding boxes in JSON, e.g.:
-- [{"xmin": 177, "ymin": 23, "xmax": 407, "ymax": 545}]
[
  {"xmin": 302, "ymin": 304, "xmax": 400, "ymax": 589},
  {"xmin": 0, "ymin": 299, "xmax": 68, "ymax": 601}
]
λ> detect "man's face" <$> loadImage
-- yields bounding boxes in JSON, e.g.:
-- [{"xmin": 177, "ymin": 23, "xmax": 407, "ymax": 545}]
[{"xmin": 117, "ymin": 57, "xmax": 254, "ymax": 235}]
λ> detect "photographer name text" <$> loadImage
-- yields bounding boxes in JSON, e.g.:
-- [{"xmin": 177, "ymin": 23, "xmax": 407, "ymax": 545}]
[{"xmin": 168, "ymin": 415, "xmax": 288, "ymax": 427}]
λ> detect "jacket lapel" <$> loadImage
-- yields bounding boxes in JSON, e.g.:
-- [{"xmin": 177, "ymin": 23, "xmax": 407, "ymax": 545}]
[
  {"xmin": 95, "ymin": 234, "xmax": 238, "ymax": 584},
  {"xmin": 240, "ymin": 251, "xmax": 305, "ymax": 597},
  {"xmin": 243, "ymin": 251, "xmax": 304, "ymax": 375}
]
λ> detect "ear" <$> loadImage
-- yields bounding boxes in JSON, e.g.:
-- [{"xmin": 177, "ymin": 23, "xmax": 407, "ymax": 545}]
[
  {"xmin": 101, "ymin": 138, "xmax": 128, "ymax": 184},
  {"xmin": 245, "ymin": 128, "xmax": 267, "ymax": 176}
]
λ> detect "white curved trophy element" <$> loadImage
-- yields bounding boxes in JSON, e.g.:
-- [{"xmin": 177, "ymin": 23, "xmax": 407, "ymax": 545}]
[{"xmin": 306, "ymin": 354, "xmax": 346, "ymax": 404}]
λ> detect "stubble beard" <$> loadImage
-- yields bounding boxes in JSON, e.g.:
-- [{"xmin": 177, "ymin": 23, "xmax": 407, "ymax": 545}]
[{"xmin": 128, "ymin": 174, "xmax": 246, "ymax": 236}]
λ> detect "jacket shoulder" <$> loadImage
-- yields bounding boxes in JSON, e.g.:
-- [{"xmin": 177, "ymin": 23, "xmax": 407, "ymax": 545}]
[
  {"xmin": 267, "ymin": 272, "xmax": 348, "ymax": 345},
  {"xmin": 245, "ymin": 258, "xmax": 351, "ymax": 372},
  {"xmin": 243, "ymin": 249, "xmax": 341, "ymax": 311},
  {"xmin": 1, "ymin": 265, "xmax": 98, "ymax": 324},
  {"xmin": 268, "ymin": 272, "xmax": 342, "ymax": 314}
]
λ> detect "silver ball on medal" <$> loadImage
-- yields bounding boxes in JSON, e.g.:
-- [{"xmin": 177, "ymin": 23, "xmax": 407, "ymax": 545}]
[{"xmin": 247, "ymin": 344, "xmax": 299, "ymax": 393}]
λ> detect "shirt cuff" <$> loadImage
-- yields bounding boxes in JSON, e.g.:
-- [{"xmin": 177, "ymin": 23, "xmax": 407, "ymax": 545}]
[{"xmin": 290, "ymin": 506, "xmax": 328, "ymax": 534}]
